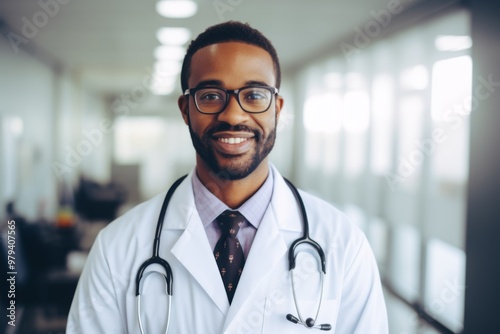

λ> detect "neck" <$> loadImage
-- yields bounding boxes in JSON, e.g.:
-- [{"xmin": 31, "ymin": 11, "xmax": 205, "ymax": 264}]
[{"xmin": 195, "ymin": 158, "xmax": 269, "ymax": 209}]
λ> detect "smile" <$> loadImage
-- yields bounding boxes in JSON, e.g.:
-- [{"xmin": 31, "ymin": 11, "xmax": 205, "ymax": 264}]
[{"xmin": 217, "ymin": 137, "xmax": 250, "ymax": 144}]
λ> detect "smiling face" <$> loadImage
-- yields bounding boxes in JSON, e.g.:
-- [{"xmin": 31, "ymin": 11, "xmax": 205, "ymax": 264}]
[{"xmin": 178, "ymin": 42, "xmax": 284, "ymax": 181}]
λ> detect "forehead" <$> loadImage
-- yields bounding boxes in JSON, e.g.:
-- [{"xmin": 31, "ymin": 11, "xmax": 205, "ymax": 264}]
[{"xmin": 189, "ymin": 42, "xmax": 276, "ymax": 88}]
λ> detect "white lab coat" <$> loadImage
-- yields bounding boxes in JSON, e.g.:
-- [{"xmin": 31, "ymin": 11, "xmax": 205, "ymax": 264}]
[{"xmin": 67, "ymin": 165, "xmax": 388, "ymax": 333}]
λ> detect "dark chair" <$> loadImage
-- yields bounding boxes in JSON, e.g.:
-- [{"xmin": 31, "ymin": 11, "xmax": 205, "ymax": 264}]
[{"xmin": 74, "ymin": 177, "xmax": 127, "ymax": 221}]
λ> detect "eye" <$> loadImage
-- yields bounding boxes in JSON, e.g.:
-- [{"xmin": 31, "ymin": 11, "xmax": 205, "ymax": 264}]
[
  {"xmin": 243, "ymin": 88, "xmax": 269, "ymax": 101},
  {"xmin": 199, "ymin": 91, "xmax": 224, "ymax": 101}
]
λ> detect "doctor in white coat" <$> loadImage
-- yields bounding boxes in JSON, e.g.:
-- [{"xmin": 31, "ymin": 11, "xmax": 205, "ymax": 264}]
[{"xmin": 67, "ymin": 21, "xmax": 388, "ymax": 334}]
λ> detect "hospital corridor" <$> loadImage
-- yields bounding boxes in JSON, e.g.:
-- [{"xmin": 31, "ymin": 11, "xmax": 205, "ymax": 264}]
[{"xmin": 1, "ymin": 0, "xmax": 499, "ymax": 333}]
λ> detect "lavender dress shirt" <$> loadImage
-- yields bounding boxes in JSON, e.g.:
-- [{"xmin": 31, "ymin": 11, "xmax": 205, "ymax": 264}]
[{"xmin": 192, "ymin": 167, "xmax": 274, "ymax": 259}]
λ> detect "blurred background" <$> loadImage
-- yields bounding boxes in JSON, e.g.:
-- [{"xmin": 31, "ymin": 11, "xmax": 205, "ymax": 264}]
[{"xmin": 1, "ymin": 0, "xmax": 499, "ymax": 333}]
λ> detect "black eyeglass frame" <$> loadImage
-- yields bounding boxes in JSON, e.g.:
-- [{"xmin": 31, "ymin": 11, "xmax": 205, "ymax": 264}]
[{"xmin": 183, "ymin": 85, "xmax": 279, "ymax": 114}]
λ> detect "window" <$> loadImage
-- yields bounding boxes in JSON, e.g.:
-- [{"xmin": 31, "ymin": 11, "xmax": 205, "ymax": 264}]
[{"xmin": 296, "ymin": 9, "xmax": 471, "ymax": 333}]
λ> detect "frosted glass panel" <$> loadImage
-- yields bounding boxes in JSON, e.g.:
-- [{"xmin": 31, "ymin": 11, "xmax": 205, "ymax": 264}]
[
  {"xmin": 343, "ymin": 91, "xmax": 370, "ymax": 134},
  {"xmin": 400, "ymin": 65, "xmax": 429, "ymax": 91},
  {"xmin": 391, "ymin": 225, "xmax": 421, "ymax": 301},
  {"xmin": 430, "ymin": 55, "xmax": 472, "ymax": 183},
  {"xmin": 323, "ymin": 133, "xmax": 340, "ymax": 175},
  {"xmin": 304, "ymin": 132, "xmax": 322, "ymax": 169},
  {"xmin": 371, "ymin": 74, "xmax": 394, "ymax": 175},
  {"xmin": 303, "ymin": 93, "xmax": 342, "ymax": 134},
  {"xmin": 343, "ymin": 91, "xmax": 369, "ymax": 177},
  {"xmin": 296, "ymin": 10, "xmax": 471, "ymax": 334},
  {"xmin": 424, "ymin": 238, "xmax": 465, "ymax": 333},
  {"xmin": 369, "ymin": 217, "xmax": 388, "ymax": 266},
  {"xmin": 396, "ymin": 95, "xmax": 425, "ymax": 190}
]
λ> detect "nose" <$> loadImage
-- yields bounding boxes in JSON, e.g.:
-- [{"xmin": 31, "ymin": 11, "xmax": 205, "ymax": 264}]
[{"xmin": 216, "ymin": 93, "xmax": 249, "ymax": 125}]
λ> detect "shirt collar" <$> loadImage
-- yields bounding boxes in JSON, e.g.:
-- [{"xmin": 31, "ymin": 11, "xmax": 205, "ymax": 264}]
[{"xmin": 192, "ymin": 166, "xmax": 274, "ymax": 229}]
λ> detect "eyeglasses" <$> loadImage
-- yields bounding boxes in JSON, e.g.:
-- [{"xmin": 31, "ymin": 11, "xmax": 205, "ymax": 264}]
[{"xmin": 184, "ymin": 85, "xmax": 279, "ymax": 114}]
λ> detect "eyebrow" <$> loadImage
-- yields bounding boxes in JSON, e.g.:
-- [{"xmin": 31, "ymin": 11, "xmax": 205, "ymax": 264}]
[
  {"xmin": 194, "ymin": 79, "xmax": 273, "ymax": 88},
  {"xmin": 195, "ymin": 80, "xmax": 223, "ymax": 88}
]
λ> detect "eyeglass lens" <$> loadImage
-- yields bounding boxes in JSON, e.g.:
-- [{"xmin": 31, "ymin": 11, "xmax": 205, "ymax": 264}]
[{"xmin": 194, "ymin": 87, "xmax": 272, "ymax": 113}]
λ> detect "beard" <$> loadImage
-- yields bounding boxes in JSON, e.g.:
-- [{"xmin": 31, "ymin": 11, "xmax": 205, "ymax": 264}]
[{"xmin": 188, "ymin": 116, "xmax": 277, "ymax": 181}]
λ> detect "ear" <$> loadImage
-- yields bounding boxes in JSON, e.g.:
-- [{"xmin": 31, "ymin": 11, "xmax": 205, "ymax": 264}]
[
  {"xmin": 275, "ymin": 95, "xmax": 284, "ymax": 120},
  {"xmin": 178, "ymin": 95, "xmax": 189, "ymax": 125}
]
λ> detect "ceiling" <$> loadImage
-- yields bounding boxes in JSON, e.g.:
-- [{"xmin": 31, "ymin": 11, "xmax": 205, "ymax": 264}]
[{"xmin": 0, "ymin": 0, "xmax": 421, "ymax": 98}]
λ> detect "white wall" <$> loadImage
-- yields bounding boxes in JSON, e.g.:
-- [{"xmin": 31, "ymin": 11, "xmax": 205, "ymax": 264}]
[
  {"xmin": 0, "ymin": 36, "xmax": 108, "ymax": 221},
  {"xmin": 0, "ymin": 37, "xmax": 57, "ymax": 221},
  {"xmin": 79, "ymin": 89, "xmax": 112, "ymax": 183}
]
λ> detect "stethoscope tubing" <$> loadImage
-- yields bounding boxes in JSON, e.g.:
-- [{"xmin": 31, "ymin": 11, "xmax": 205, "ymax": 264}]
[
  {"xmin": 135, "ymin": 174, "xmax": 187, "ymax": 297},
  {"xmin": 135, "ymin": 175, "xmax": 186, "ymax": 334},
  {"xmin": 137, "ymin": 292, "xmax": 172, "ymax": 334},
  {"xmin": 135, "ymin": 174, "xmax": 330, "ymax": 332},
  {"xmin": 284, "ymin": 178, "xmax": 329, "ymax": 330},
  {"xmin": 291, "ymin": 265, "xmax": 325, "ymax": 329},
  {"xmin": 284, "ymin": 178, "xmax": 327, "ymax": 274}
]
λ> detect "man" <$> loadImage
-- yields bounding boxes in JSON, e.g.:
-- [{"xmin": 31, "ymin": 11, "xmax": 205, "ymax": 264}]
[{"xmin": 68, "ymin": 21, "xmax": 388, "ymax": 333}]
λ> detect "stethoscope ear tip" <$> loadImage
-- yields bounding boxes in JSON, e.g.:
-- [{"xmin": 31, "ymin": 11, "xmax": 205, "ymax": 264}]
[{"xmin": 286, "ymin": 314, "xmax": 299, "ymax": 324}]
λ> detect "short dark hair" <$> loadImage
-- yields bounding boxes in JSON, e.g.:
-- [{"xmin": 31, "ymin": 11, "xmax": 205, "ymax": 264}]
[{"xmin": 180, "ymin": 21, "xmax": 281, "ymax": 92}]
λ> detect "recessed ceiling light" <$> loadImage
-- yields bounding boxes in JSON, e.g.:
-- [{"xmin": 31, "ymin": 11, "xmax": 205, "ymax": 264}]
[
  {"xmin": 156, "ymin": 27, "xmax": 191, "ymax": 45},
  {"xmin": 156, "ymin": 0, "xmax": 198, "ymax": 19}
]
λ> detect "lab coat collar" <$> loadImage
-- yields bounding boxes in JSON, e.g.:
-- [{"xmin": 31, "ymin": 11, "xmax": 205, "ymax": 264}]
[
  {"xmin": 163, "ymin": 165, "xmax": 304, "ymax": 328},
  {"xmin": 161, "ymin": 165, "xmax": 302, "ymax": 233},
  {"xmin": 269, "ymin": 163, "xmax": 303, "ymax": 233},
  {"xmin": 167, "ymin": 170, "xmax": 230, "ymax": 315},
  {"xmin": 161, "ymin": 169, "xmax": 197, "ymax": 230}
]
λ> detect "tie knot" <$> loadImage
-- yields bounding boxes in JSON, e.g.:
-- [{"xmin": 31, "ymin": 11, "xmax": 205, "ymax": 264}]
[{"xmin": 217, "ymin": 210, "xmax": 246, "ymax": 237}]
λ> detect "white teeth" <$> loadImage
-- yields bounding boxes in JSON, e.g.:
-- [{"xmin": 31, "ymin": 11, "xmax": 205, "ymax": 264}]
[{"xmin": 218, "ymin": 137, "xmax": 249, "ymax": 144}]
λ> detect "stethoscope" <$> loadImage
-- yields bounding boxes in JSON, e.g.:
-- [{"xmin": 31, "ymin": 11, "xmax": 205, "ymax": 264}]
[{"xmin": 135, "ymin": 175, "xmax": 332, "ymax": 333}]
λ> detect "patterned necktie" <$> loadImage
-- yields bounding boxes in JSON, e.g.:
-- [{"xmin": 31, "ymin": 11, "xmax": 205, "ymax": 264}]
[{"xmin": 214, "ymin": 210, "xmax": 246, "ymax": 304}]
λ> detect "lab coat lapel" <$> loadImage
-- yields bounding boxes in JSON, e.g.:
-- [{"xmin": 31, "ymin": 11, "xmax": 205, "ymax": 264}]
[
  {"xmin": 223, "ymin": 166, "xmax": 301, "ymax": 331},
  {"xmin": 166, "ymin": 172, "xmax": 229, "ymax": 316}
]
